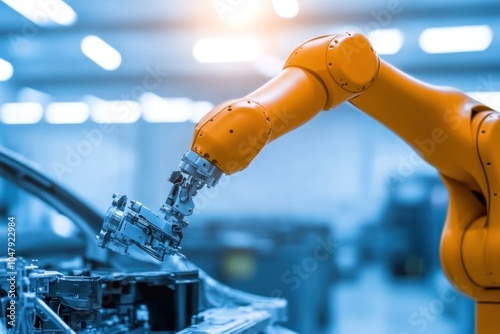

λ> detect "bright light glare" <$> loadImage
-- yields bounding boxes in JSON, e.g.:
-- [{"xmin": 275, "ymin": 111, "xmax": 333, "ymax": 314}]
[
  {"xmin": 368, "ymin": 29, "xmax": 404, "ymax": 55},
  {"xmin": 193, "ymin": 37, "xmax": 262, "ymax": 63},
  {"xmin": 272, "ymin": 0, "xmax": 299, "ymax": 18},
  {"xmin": 81, "ymin": 35, "xmax": 122, "ymax": 71},
  {"xmin": 1, "ymin": 102, "xmax": 43, "ymax": 124},
  {"xmin": 46, "ymin": 102, "xmax": 90, "ymax": 124},
  {"xmin": 190, "ymin": 101, "xmax": 215, "ymax": 123},
  {"xmin": 467, "ymin": 91, "xmax": 500, "ymax": 111},
  {"xmin": 141, "ymin": 93, "xmax": 192, "ymax": 123},
  {"xmin": 419, "ymin": 25, "xmax": 493, "ymax": 54},
  {"xmin": 50, "ymin": 213, "xmax": 77, "ymax": 238},
  {"xmin": 1, "ymin": 0, "xmax": 77, "ymax": 26},
  {"xmin": 89, "ymin": 99, "xmax": 141, "ymax": 124},
  {"xmin": 0, "ymin": 58, "xmax": 14, "ymax": 81},
  {"xmin": 253, "ymin": 55, "xmax": 283, "ymax": 77},
  {"xmin": 215, "ymin": 0, "xmax": 262, "ymax": 26}
]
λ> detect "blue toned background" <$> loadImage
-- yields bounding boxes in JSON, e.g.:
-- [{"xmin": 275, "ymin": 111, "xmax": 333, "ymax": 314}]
[{"xmin": 1, "ymin": 0, "xmax": 499, "ymax": 333}]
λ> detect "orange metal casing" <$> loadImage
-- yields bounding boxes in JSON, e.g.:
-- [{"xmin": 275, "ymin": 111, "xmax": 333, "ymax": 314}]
[
  {"xmin": 190, "ymin": 32, "xmax": 500, "ymax": 332},
  {"xmin": 191, "ymin": 33, "xmax": 379, "ymax": 174}
]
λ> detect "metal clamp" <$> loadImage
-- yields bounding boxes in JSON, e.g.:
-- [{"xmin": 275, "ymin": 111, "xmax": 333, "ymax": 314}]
[{"xmin": 97, "ymin": 151, "xmax": 224, "ymax": 261}]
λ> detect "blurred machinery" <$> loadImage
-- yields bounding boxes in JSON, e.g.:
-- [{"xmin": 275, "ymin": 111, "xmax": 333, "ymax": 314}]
[
  {"xmin": 0, "ymin": 257, "xmax": 285, "ymax": 333},
  {"xmin": 0, "ymin": 258, "xmax": 200, "ymax": 333},
  {"xmin": 382, "ymin": 175, "xmax": 448, "ymax": 278},
  {"xmin": 0, "ymin": 146, "xmax": 291, "ymax": 334},
  {"xmin": 181, "ymin": 218, "xmax": 336, "ymax": 333},
  {"xmin": 96, "ymin": 180, "xmax": 337, "ymax": 333},
  {"xmin": 380, "ymin": 175, "xmax": 475, "ymax": 332}
]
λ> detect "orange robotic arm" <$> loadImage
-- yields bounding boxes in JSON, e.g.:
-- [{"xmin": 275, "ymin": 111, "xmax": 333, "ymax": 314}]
[
  {"xmin": 95, "ymin": 31, "xmax": 500, "ymax": 333},
  {"xmin": 191, "ymin": 33, "xmax": 379, "ymax": 174},
  {"xmin": 187, "ymin": 32, "xmax": 500, "ymax": 333}
]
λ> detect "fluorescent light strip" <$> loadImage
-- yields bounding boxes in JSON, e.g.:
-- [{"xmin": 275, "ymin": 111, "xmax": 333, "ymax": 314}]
[
  {"xmin": 46, "ymin": 102, "xmax": 90, "ymax": 124},
  {"xmin": 272, "ymin": 0, "xmax": 299, "ymax": 18},
  {"xmin": 1, "ymin": 0, "xmax": 77, "ymax": 26},
  {"xmin": 193, "ymin": 37, "xmax": 262, "ymax": 63},
  {"xmin": 419, "ymin": 25, "xmax": 493, "ymax": 54},
  {"xmin": 1, "ymin": 102, "xmax": 43, "ymax": 124},
  {"xmin": 0, "ymin": 58, "xmax": 14, "ymax": 81},
  {"xmin": 140, "ymin": 93, "xmax": 192, "ymax": 123},
  {"xmin": 81, "ymin": 35, "xmax": 122, "ymax": 71},
  {"xmin": 368, "ymin": 29, "xmax": 404, "ymax": 55},
  {"xmin": 89, "ymin": 99, "xmax": 141, "ymax": 124}
]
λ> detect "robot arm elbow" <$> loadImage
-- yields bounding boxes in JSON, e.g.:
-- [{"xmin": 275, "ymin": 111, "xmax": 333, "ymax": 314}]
[{"xmin": 284, "ymin": 32, "xmax": 380, "ymax": 109}]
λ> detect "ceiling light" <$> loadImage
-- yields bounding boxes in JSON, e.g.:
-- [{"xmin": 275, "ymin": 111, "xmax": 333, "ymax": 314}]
[
  {"xmin": 46, "ymin": 102, "xmax": 90, "ymax": 124},
  {"xmin": 0, "ymin": 58, "xmax": 14, "ymax": 81},
  {"xmin": 193, "ymin": 37, "xmax": 262, "ymax": 63},
  {"xmin": 141, "ymin": 93, "xmax": 192, "ymax": 123},
  {"xmin": 89, "ymin": 99, "xmax": 141, "ymax": 124},
  {"xmin": 1, "ymin": 102, "xmax": 43, "ymax": 124},
  {"xmin": 81, "ymin": 35, "xmax": 122, "ymax": 71},
  {"xmin": 419, "ymin": 25, "xmax": 493, "ymax": 54},
  {"xmin": 272, "ymin": 0, "xmax": 299, "ymax": 19},
  {"xmin": 1, "ymin": 0, "xmax": 77, "ymax": 26},
  {"xmin": 368, "ymin": 29, "xmax": 404, "ymax": 55}
]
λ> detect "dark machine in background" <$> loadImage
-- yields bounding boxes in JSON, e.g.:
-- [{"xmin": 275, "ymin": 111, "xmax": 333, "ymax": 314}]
[
  {"xmin": 382, "ymin": 175, "xmax": 448, "ymax": 278},
  {"xmin": 182, "ymin": 218, "xmax": 336, "ymax": 334},
  {"xmin": 377, "ymin": 174, "xmax": 474, "ymax": 332}
]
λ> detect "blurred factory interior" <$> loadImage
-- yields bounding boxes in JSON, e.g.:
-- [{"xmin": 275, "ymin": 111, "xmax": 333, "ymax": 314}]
[{"xmin": 1, "ymin": 0, "xmax": 500, "ymax": 333}]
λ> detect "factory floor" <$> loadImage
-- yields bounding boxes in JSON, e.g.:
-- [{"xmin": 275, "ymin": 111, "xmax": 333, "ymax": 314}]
[{"xmin": 323, "ymin": 264, "xmax": 474, "ymax": 334}]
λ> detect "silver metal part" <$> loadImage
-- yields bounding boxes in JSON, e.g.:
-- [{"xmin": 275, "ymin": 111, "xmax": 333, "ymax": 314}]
[
  {"xmin": 96, "ymin": 193, "xmax": 182, "ymax": 261},
  {"xmin": 35, "ymin": 297, "xmax": 77, "ymax": 334},
  {"xmin": 0, "ymin": 257, "xmax": 291, "ymax": 333},
  {"xmin": 97, "ymin": 150, "xmax": 223, "ymax": 261},
  {"xmin": 0, "ymin": 258, "xmax": 97, "ymax": 334},
  {"xmin": 176, "ymin": 307, "xmax": 271, "ymax": 334},
  {"xmin": 179, "ymin": 150, "xmax": 223, "ymax": 188}
]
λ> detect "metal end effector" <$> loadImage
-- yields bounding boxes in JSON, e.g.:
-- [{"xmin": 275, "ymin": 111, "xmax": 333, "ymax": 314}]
[{"xmin": 96, "ymin": 150, "xmax": 223, "ymax": 261}]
